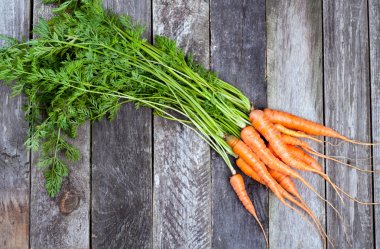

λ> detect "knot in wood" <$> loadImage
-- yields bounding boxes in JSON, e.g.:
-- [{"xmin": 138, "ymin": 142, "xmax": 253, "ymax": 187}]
[{"xmin": 59, "ymin": 190, "xmax": 80, "ymax": 215}]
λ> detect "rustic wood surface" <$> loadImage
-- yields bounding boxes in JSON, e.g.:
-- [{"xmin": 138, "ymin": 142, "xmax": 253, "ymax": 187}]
[
  {"xmin": 267, "ymin": 0, "xmax": 325, "ymax": 248},
  {"xmin": 29, "ymin": 2, "xmax": 91, "ymax": 249},
  {"xmin": 0, "ymin": 0, "xmax": 379, "ymax": 248},
  {"xmin": 153, "ymin": 1, "xmax": 212, "ymax": 249},
  {"xmin": 323, "ymin": 1, "xmax": 374, "ymax": 248},
  {"xmin": 91, "ymin": 1, "xmax": 152, "ymax": 248},
  {"xmin": 210, "ymin": 1, "xmax": 267, "ymax": 249},
  {"xmin": 370, "ymin": 1, "xmax": 380, "ymax": 248},
  {"xmin": 0, "ymin": 1, "xmax": 30, "ymax": 248}
]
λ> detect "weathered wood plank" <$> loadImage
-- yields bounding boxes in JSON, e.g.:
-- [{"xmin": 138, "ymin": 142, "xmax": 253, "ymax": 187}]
[
  {"xmin": 210, "ymin": 1, "xmax": 267, "ymax": 248},
  {"xmin": 91, "ymin": 1, "xmax": 152, "ymax": 248},
  {"xmin": 152, "ymin": 1, "xmax": 211, "ymax": 248},
  {"xmin": 0, "ymin": 1, "xmax": 30, "ymax": 248},
  {"xmin": 369, "ymin": 0, "xmax": 380, "ymax": 248},
  {"xmin": 266, "ymin": 1, "xmax": 325, "ymax": 248},
  {"xmin": 29, "ymin": 2, "xmax": 91, "ymax": 248},
  {"xmin": 323, "ymin": 1, "xmax": 373, "ymax": 248}
]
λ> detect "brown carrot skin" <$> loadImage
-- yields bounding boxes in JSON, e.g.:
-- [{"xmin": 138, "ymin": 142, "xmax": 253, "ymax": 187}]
[{"xmin": 230, "ymin": 174, "xmax": 268, "ymax": 248}]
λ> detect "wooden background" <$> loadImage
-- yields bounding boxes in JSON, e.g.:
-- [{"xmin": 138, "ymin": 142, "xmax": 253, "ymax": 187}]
[{"xmin": 0, "ymin": 0, "xmax": 379, "ymax": 248}]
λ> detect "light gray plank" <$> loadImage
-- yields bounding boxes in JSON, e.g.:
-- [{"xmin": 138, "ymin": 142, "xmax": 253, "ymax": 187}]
[
  {"xmin": 29, "ymin": 2, "xmax": 91, "ymax": 249},
  {"xmin": 210, "ymin": 1, "xmax": 268, "ymax": 248},
  {"xmin": 91, "ymin": 1, "xmax": 153, "ymax": 248},
  {"xmin": 0, "ymin": 1, "xmax": 30, "ymax": 248},
  {"xmin": 152, "ymin": 1, "xmax": 211, "ymax": 248},
  {"xmin": 266, "ymin": 0, "xmax": 325, "ymax": 248},
  {"xmin": 323, "ymin": 1, "xmax": 373, "ymax": 248},
  {"xmin": 370, "ymin": 0, "xmax": 380, "ymax": 248}
]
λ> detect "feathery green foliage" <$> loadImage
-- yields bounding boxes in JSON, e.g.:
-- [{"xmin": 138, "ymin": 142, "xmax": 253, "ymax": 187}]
[{"xmin": 0, "ymin": 0, "xmax": 251, "ymax": 196}]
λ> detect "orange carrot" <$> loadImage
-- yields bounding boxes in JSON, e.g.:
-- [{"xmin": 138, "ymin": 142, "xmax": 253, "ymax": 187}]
[
  {"xmin": 286, "ymin": 144, "xmax": 322, "ymax": 172},
  {"xmin": 236, "ymin": 157, "xmax": 327, "ymax": 244},
  {"xmin": 264, "ymin": 108, "xmax": 378, "ymax": 145},
  {"xmin": 236, "ymin": 158, "xmax": 265, "ymax": 185},
  {"xmin": 268, "ymin": 168, "xmax": 302, "ymax": 201},
  {"xmin": 230, "ymin": 174, "xmax": 268, "ymax": 248},
  {"xmin": 280, "ymin": 135, "xmax": 379, "ymax": 174},
  {"xmin": 281, "ymin": 134, "xmax": 313, "ymax": 149},
  {"xmin": 226, "ymin": 135, "xmax": 287, "ymax": 203},
  {"xmin": 239, "ymin": 125, "xmax": 343, "ymax": 215},
  {"xmin": 248, "ymin": 110, "xmax": 344, "ymax": 203},
  {"xmin": 274, "ymin": 123, "xmax": 325, "ymax": 144}
]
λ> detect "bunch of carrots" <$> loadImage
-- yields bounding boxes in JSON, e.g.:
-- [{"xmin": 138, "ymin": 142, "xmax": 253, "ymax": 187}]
[
  {"xmin": 0, "ymin": 1, "xmax": 377, "ymax": 247},
  {"xmin": 228, "ymin": 109, "xmax": 378, "ymax": 248}
]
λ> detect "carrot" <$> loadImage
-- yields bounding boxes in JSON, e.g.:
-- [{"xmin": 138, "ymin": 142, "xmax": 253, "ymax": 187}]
[
  {"xmin": 303, "ymin": 146, "xmax": 379, "ymax": 173},
  {"xmin": 268, "ymin": 168, "xmax": 302, "ymax": 201},
  {"xmin": 239, "ymin": 125, "xmax": 343, "ymax": 217},
  {"xmin": 236, "ymin": 157, "xmax": 328, "ymax": 244},
  {"xmin": 226, "ymin": 135, "xmax": 287, "ymax": 203},
  {"xmin": 281, "ymin": 135, "xmax": 379, "ymax": 174},
  {"xmin": 248, "ymin": 110, "xmax": 344, "ymax": 203},
  {"xmin": 264, "ymin": 108, "xmax": 379, "ymax": 145},
  {"xmin": 274, "ymin": 123, "xmax": 325, "ymax": 144},
  {"xmin": 286, "ymin": 144, "xmax": 322, "ymax": 172},
  {"xmin": 236, "ymin": 158, "xmax": 265, "ymax": 185},
  {"xmin": 230, "ymin": 174, "xmax": 268, "ymax": 248}
]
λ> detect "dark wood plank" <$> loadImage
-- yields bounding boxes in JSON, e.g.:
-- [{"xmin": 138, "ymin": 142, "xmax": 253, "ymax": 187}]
[
  {"xmin": 0, "ymin": 1, "xmax": 30, "ymax": 248},
  {"xmin": 266, "ymin": 1, "xmax": 325, "ymax": 248},
  {"xmin": 369, "ymin": 0, "xmax": 380, "ymax": 248},
  {"xmin": 323, "ymin": 1, "xmax": 373, "ymax": 248},
  {"xmin": 91, "ymin": 1, "xmax": 152, "ymax": 248},
  {"xmin": 152, "ymin": 1, "xmax": 211, "ymax": 248},
  {"xmin": 29, "ymin": 2, "xmax": 91, "ymax": 248},
  {"xmin": 210, "ymin": 1, "xmax": 267, "ymax": 248}
]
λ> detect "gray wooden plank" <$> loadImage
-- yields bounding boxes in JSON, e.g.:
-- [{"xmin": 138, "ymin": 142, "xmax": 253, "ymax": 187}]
[
  {"xmin": 210, "ymin": 1, "xmax": 267, "ymax": 248},
  {"xmin": 266, "ymin": 1, "xmax": 325, "ymax": 248},
  {"xmin": 152, "ymin": 1, "xmax": 211, "ymax": 248},
  {"xmin": 0, "ymin": 1, "xmax": 30, "ymax": 248},
  {"xmin": 369, "ymin": 0, "xmax": 380, "ymax": 248},
  {"xmin": 91, "ymin": 1, "xmax": 152, "ymax": 248},
  {"xmin": 29, "ymin": 2, "xmax": 91, "ymax": 249},
  {"xmin": 323, "ymin": 1, "xmax": 374, "ymax": 248}
]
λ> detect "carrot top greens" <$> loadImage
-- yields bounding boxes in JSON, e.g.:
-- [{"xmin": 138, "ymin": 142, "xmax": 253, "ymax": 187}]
[{"xmin": 0, "ymin": 0, "xmax": 250, "ymax": 196}]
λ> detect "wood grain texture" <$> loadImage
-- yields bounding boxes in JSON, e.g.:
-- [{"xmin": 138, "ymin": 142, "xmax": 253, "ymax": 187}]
[
  {"xmin": 369, "ymin": 1, "xmax": 380, "ymax": 248},
  {"xmin": 0, "ymin": 1, "xmax": 30, "ymax": 248},
  {"xmin": 266, "ymin": 1, "xmax": 325, "ymax": 248},
  {"xmin": 29, "ymin": 2, "xmax": 91, "ymax": 249},
  {"xmin": 152, "ymin": 2, "xmax": 211, "ymax": 248},
  {"xmin": 323, "ymin": 1, "xmax": 373, "ymax": 248},
  {"xmin": 91, "ymin": 1, "xmax": 152, "ymax": 248},
  {"xmin": 210, "ymin": 1, "xmax": 267, "ymax": 248}
]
